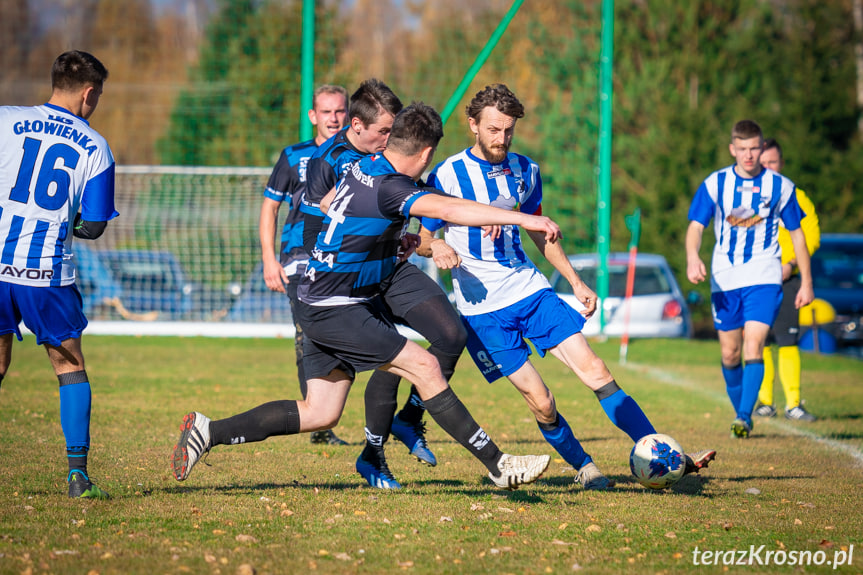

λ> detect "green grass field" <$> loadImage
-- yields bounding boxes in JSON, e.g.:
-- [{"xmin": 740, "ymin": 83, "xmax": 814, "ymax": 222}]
[{"xmin": 1, "ymin": 335, "xmax": 862, "ymax": 574}]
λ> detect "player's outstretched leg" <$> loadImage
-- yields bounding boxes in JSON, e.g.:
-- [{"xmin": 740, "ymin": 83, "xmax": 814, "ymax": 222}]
[{"xmin": 172, "ymin": 412, "xmax": 212, "ymax": 481}]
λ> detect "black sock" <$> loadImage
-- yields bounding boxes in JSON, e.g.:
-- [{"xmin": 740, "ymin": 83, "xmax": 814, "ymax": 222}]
[
  {"xmin": 68, "ymin": 447, "xmax": 88, "ymax": 477},
  {"xmin": 424, "ymin": 387, "xmax": 502, "ymax": 474},
  {"xmin": 364, "ymin": 370, "xmax": 401, "ymax": 440},
  {"xmin": 210, "ymin": 400, "xmax": 300, "ymax": 447}
]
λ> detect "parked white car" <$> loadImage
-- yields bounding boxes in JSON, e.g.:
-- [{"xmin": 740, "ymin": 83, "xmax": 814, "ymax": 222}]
[{"xmin": 550, "ymin": 252, "xmax": 694, "ymax": 338}]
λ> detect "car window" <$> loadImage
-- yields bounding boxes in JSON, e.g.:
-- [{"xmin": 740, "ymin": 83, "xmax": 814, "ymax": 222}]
[
  {"xmin": 556, "ymin": 264, "xmax": 671, "ymax": 297},
  {"xmin": 813, "ymin": 246, "xmax": 863, "ymax": 290}
]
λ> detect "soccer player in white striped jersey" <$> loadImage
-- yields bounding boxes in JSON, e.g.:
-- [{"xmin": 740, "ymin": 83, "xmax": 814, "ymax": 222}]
[
  {"xmin": 686, "ymin": 120, "xmax": 814, "ymax": 439},
  {"xmin": 0, "ymin": 51, "xmax": 118, "ymax": 498},
  {"xmin": 420, "ymin": 84, "xmax": 716, "ymax": 489}
]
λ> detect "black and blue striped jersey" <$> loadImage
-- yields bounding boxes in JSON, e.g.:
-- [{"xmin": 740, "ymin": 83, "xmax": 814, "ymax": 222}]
[
  {"xmin": 300, "ymin": 127, "xmax": 367, "ymax": 253},
  {"xmin": 297, "ymin": 153, "xmax": 437, "ymax": 307},
  {"xmin": 263, "ymin": 138, "xmax": 317, "ymax": 269}
]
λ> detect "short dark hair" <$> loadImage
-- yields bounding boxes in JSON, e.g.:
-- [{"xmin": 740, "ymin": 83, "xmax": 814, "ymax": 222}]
[
  {"xmin": 386, "ymin": 102, "xmax": 444, "ymax": 156},
  {"xmin": 731, "ymin": 120, "xmax": 763, "ymax": 143},
  {"xmin": 465, "ymin": 84, "xmax": 525, "ymax": 122},
  {"xmin": 313, "ymin": 84, "xmax": 348, "ymax": 110},
  {"xmin": 763, "ymin": 137, "xmax": 783, "ymax": 159},
  {"xmin": 51, "ymin": 50, "xmax": 108, "ymax": 92},
  {"xmin": 349, "ymin": 79, "xmax": 403, "ymax": 126}
]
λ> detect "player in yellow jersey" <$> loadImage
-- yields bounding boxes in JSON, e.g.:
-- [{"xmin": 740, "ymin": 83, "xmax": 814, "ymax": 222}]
[{"xmin": 754, "ymin": 138, "xmax": 819, "ymax": 421}]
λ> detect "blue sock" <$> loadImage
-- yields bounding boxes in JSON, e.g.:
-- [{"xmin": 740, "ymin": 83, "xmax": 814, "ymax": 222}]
[
  {"xmin": 537, "ymin": 412, "xmax": 590, "ymax": 470},
  {"xmin": 722, "ymin": 362, "xmax": 743, "ymax": 412},
  {"xmin": 595, "ymin": 381, "xmax": 656, "ymax": 443},
  {"xmin": 59, "ymin": 371, "xmax": 92, "ymax": 469},
  {"xmin": 737, "ymin": 360, "xmax": 764, "ymax": 425}
]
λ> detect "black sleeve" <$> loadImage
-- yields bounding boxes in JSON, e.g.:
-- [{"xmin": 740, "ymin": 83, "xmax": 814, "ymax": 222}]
[
  {"xmin": 304, "ymin": 156, "xmax": 337, "ymax": 206},
  {"xmin": 378, "ymin": 174, "xmax": 437, "ymax": 219},
  {"xmin": 73, "ymin": 213, "xmax": 108, "ymax": 240},
  {"xmin": 303, "ymin": 213, "xmax": 324, "ymax": 255},
  {"xmin": 266, "ymin": 150, "xmax": 300, "ymax": 199}
]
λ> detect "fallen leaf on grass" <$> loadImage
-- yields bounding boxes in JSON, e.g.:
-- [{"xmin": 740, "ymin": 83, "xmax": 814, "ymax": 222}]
[
  {"xmin": 558, "ymin": 523, "xmax": 568, "ymax": 530},
  {"xmin": 499, "ymin": 531, "xmax": 516, "ymax": 537},
  {"xmin": 235, "ymin": 534, "xmax": 257, "ymax": 543},
  {"xmin": 236, "ymin": 564, "xmax": 256, "ymax": 575},
  {"xmin": 672, "ymin": 552, "xmax": 683, "ymax": 559},
  {"xmin": 398, "ymin": 560, "xmax": 414, "ymax": 568},
  {"xmin": 744, "ymin": 488, "xmax": 761, "ymax": 495},
  {"xmin": 204, "ymin": 554, "xmax": 217, "ymax": 564},
  {"xmin": 819, "ymin": 540, "xmax": 834, "ymax": 549},
  {"xmin": 665, "ymin": 532, "xmax": 676, "ymax": 538},
  {"xmin": 439, "ymin": 516, "xmax": 452, "ymax": 523},
  {"xmin": 333, "ymin": 553, "xmax": 351, "ymax": 561},
  {"xmin": 586, "ymin": 524, "xmax": 601, "ymax": 533},
  {"xmin": 794, "ymin": 519, "xmax": 802, "ymax": 526}
]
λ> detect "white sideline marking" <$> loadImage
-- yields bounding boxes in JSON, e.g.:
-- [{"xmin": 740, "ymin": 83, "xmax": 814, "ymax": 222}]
[{"xmin": 625, "ymin": 362, "xmax": 863, "ymax": 467}]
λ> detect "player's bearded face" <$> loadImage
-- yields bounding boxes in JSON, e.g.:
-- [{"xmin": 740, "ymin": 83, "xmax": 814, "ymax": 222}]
[{"xmin": 472, "ymin": 107, "xmax": 516, "ymax": 164}]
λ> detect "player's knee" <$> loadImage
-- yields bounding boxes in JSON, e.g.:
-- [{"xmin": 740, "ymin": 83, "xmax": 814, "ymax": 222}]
[
  {"xmin": 532, "ymin": 393, "xmax": 556, "ymax": 420},
  {"xmin": 428, "ymin": 319, "xmax": 467, "ymax": 356}
]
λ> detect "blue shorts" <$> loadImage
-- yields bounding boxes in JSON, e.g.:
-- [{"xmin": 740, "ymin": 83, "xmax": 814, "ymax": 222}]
[
  {"xmin": 711, "ymin": 284, "xmax": 782, "ymax": 331},
  {"xmin": 0, "ymin": 282, "xmax": 88, "ymax": 346},
  {"xmin": 462, "ymin": 288, "xmax": 587, "ymax": 383}
]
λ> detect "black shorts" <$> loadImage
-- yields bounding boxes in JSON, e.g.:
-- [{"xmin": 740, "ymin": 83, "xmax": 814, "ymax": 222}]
[
  {"xmin": 298, "ymin": 298, "xmax": 407, "ymax": 380},
  {"xmin": 379, "ymin": 260, "xmax": 446, "ymax": 320},
  {"xmin": 767, "ymin": 274, "xmax": 802, "ymax": 347}
]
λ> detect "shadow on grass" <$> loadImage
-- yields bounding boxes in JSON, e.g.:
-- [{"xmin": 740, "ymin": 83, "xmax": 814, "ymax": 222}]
[{"xmin": 161, "ymin": 479, "xmax": 552, "ymax": 503}]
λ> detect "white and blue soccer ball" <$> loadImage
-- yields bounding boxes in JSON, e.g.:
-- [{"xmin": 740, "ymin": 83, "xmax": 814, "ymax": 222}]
[{"xmin": 630, "ymin": 433, "xmax": 685, "ymax": 489}]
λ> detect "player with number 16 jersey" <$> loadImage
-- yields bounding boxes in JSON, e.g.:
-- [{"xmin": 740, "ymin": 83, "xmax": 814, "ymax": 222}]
[{"xmin": 0, "ymin": 95, "xmax": 116, "ymax": 287}]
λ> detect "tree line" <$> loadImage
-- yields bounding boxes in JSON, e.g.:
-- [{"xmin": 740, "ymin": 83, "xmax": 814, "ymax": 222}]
[{"xmin": 3, "ymin": 0, "xmax": 861, "ymax": 307}]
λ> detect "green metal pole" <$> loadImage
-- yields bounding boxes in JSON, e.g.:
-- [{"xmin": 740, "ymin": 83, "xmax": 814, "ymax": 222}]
[
  {"xmin": 597, "ymin": 0, "xmax": 614, "ymax": 334},
  {"xmin": 300, "ymin": 0, "xmax": 315, "ymax": 141},
  {"xmin": 439, "ymin": 0, "xmax": 524, "ymax": 126}
]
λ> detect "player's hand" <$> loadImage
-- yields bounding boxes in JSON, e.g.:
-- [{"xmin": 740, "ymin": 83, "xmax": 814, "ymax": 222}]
[
  {"xmin": 398, "ymin": 233, "xmax": 420, "ymax": 261},
  {"xmin": 430, "ymin": 239, "xmax": 462, "ymax": 269},
  {"xmin": 481, "ymin": 225, "xmax": 502, "ymax": 241},
  {"xmin": 572, "ymin": 283, "xmax": 599, "ymax": 318},
  {"xmin": 523, "ymin": 216, "xmax": 561, "ymax": 243},
  {"xmin": 687, "ymin": 258, "xmax": 707, "ymax": 284},
  {"xmin": 263, "ymin": 258, "xmax": 288, "ymax": 294},
  {"xmin": 794, "ymin": 282, "xmax": 814, "ymax": 309}
]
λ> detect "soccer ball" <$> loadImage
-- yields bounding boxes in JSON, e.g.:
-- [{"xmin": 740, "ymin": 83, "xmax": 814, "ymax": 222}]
[{"xmin": 630, "ymin": 433, "xmax": 685, "ymax": 489}]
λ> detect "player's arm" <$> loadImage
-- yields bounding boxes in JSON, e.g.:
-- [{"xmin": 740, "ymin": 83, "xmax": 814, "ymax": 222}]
[
  {"xmin": 685, "ymin": 221, "xmax": 707, "ymax": 284},
  {"xmin": 259, "ymin": 197, "xmax": 287, "ymax": 293},
  {"xmin": 409, "ymin": 193, "xmax": 560, "ymax": 242},
  {"xmin": 417, "ymin": 225, "xmax": 461, "ymax": 269},
  {"xmin": 789, "ymin": 227, "xmax": 814, "ymax": 309},
  {"xmin": 72, "ymin": 214, "xmax": 108, "ymax": 240},
  {"xmin": 527, "ymin": 229, "xmax": 597, "ymax": 317}
]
